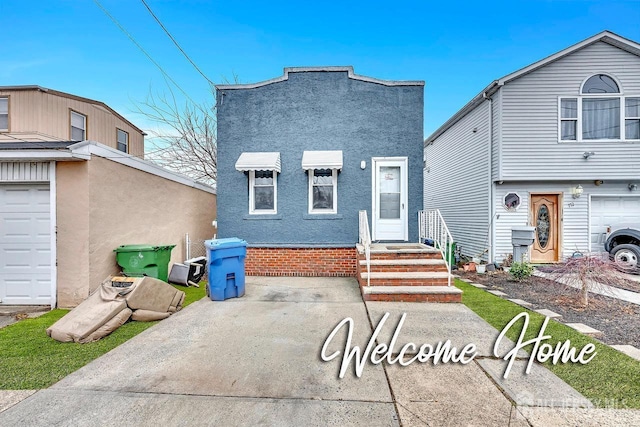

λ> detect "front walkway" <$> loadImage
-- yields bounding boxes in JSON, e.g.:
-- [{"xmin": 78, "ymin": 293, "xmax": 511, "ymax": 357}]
[
  {"xmin": 1, "ymin": 277, "xmax": 638, "ymax": 426},
  {"xmin": 534, "ymin": 270, "xmax": 640, "ymax": 305}
]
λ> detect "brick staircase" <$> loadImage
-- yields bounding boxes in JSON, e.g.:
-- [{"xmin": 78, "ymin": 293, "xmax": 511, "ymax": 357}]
[{"xmin": 355, "ymin": 243, "xmax": 462, "ymax": 302}]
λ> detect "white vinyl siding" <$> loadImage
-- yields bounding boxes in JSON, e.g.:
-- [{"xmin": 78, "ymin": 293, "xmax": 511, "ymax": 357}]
[
  {"xmin": 0, "ymin": 162, "xmax": 50, "ymax": 182},
  {"xmin": 500, "ymin": 41, "xmax": 640, "ymax": 181},
  {"xmin": 425, "ymin": 101, "xmax": 491, "ymax": 260},
  {"xmin": 491, "ymin": 89, "xmax": 502, "ymax": 181},
  {"xmin": 493, "ymin": 181, "xmax": 638, "ymax": 263}
]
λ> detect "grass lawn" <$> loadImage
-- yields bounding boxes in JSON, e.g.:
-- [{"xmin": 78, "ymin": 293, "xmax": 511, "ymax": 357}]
[
  {"xmin": 455, "ymin": 279, "xmax": 640, "ymax": 409},
  {"xmin": 0, "ymin": 284, "xmax": 205, "ymax": 390}
]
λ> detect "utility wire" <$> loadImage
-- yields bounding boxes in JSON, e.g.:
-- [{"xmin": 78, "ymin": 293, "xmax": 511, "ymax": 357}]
[
  {"xmin": 92, "ymin": 0, "xmax": 200, "ymax": 107},
  {"xmin": 140, "ymin": 0, "xmax": 215, "ymax": 87}
]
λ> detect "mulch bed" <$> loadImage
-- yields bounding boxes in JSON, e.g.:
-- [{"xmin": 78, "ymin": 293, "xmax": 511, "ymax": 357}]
[{"xmin": 458, "ymin": 270, "xmax": 640, "ymax": 347}]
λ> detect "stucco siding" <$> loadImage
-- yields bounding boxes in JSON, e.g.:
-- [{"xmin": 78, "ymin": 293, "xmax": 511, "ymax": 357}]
[
  {"xmin": 56, "ymin": 161, "xmax": 91, "ymax": 306},
  {"xmin": 217, "ymin": 70, "xmax": 424, "ymax": 245},
  {"xmin": 500, "ymin": 41, "xmax": 640, "ymax": 180},
  {"xmin": 424, "ymin": 100, "xmax": 491, "ymax": 260},
  {"xmin": 56, "ymin": 156, "xmax": 216, "ymax": 307}
]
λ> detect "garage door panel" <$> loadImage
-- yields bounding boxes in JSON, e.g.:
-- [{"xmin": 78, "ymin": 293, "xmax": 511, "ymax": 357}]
[
  {"xmin": 590, "ymin": 196, "xmax": 640, "ymax": 253},
  {"xmin": 1, "ymin": 214, "xmax": 50, "ymax": 243},
  {"xmin": 0, "ymin": 245, "xmax": 51, "ymax": 273},
  {"xmin": 0, "ymin": 187, "xmax": 50, "ymax": 213},
  {"xmin": 0, "ymin": 183, "xmax": 51, "ymax": 305}
]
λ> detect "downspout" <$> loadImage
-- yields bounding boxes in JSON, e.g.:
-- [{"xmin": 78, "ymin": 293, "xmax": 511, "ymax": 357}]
[{"xmin": 483, "ymin": 92, "xmax": 494, "ymax": 264}]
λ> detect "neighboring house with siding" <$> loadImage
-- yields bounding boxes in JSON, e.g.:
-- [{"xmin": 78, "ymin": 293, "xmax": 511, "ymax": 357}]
[
  {"xmin": 1, "ymin": 87, "xmax": 216, "ymax": 308},
  {"xmin": 215, "ymin": 67, "xmax": 424, "ymax": 276},
  {"xmin": 424, "ymin": 31, "xmax": 640, "ymax": 264},
  {"xmin": 0, "ymin": 85, "xmax": 144, "ymax": 156}
]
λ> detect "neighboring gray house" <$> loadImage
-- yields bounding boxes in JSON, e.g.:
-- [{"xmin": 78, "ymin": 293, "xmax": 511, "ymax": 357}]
[
  {"xmin": 424, "ymin": 31, "xmax": 640, "ymax": 264},
  {"xmin": 216, "ymin": 67, "xmax": 424, "ymax": 276}
]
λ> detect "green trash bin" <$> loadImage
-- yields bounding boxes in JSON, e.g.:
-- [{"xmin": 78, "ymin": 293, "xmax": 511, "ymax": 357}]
[
  {"xmin": 113, "ymin": 244, "xmax": 176, "ymax": 282},
  {"xmin": 434, "ymin": 241, "xmax": 457, "ymax": 268}
]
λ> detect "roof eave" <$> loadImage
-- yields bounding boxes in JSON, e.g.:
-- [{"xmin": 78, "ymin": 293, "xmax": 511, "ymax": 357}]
[{"xmin": 216, "ymin": 66, "xmax": 424, "ymax": 90}]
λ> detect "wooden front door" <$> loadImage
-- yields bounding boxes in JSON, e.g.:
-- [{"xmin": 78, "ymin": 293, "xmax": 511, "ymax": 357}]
[{"xmin": 530, "ymin": 194, "xmax": 560, "ymax": 263}]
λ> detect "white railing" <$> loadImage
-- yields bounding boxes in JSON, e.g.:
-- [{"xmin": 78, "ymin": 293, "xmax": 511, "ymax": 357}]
[
  {"xmin": 419, "ymin": 209, "xmax": 453, "ymax": 287},
  {"xmin": 358, "ymin": 210, "xmax": 371, "ymax": 287}
]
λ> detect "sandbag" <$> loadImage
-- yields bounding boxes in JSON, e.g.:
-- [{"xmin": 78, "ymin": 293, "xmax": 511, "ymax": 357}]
[{"xmin": 131, "ymin": 309, "xmax": 171, "ymax": 322}]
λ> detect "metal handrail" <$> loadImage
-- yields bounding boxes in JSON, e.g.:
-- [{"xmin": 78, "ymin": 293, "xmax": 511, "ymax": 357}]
[
  {"xmin": 358, "ymin": 210, "xmax": 371, "ymax": 286},
  {"xmin": 419, "ymin": 209, "xmax": 453, "ymax": 286}
]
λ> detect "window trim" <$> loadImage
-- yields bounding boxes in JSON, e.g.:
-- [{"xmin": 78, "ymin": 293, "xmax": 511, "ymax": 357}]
[
  {"xmin": 579, "ymin": 73, "xmax": 623, "ymax": 95},
  {"xmin": 0, "ymin": 95, "xmax": 10, "ymax": 132},
  {"xmin": 308, "ymin": 168, "xmax": 338, "ymax": 214},
  {"xmin": 503, "ymin": 192, "xmax": 522, "ymax": 212},
  {"xmin": 116, "ymin": 128, "xmax": 129, "ymax": 153},
  {"xmin": 249, "ymin": 170, "xmax": 277, "ymax": 215},
  {"xmin": 69, "ymin": 109, "xmax": 87, "ymax": 141},
  {"xmin": 558, "ymin": 95, "xmax": 640, "ymax": 142}
]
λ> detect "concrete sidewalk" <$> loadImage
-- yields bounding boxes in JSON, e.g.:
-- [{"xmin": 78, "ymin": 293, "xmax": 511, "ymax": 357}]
[{"xmin": 1, "ymin": 277, "xmax": 638, "ymax": 426}]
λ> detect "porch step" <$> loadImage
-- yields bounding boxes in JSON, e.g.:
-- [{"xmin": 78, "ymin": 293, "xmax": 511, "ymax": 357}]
[
  {"xmin": 359, "ymin": 259, "xmax": 445, "ymax": 266},
  {"xmin": 359, "ymin": 258, "xmax": 447, "ymax": 273},
  {"xmin": 360, "ymin": 271, "xmax": 450, "ymax": 280},
  {"xmin": 362, "ymin": 285, "xmax": 462, "ymax": 303},
  {"xmin": 356, "ymin": 243, "xmax": 441, "ymax": 255},
  {"xmin": 359, "ymin": 271, "xmax": 450, "ymax": 286}
]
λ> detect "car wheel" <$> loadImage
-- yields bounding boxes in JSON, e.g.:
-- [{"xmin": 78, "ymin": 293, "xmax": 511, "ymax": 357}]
[{"xmin": 610, "ymin": 244, "xmax": 640, "ymax": 274}]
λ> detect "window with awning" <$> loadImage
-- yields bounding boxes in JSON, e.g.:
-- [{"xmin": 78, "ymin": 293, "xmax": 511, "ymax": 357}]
[
  {"xmin": 302, "ymin": 151, "xmax": 342, "ymax": 214},
  {"xmin": 236, "ymin": 152, "xmax": 281, "ymax": 214}
]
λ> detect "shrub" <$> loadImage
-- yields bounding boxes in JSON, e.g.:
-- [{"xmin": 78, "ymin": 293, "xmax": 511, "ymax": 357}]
[
  {"xmin": 510, "ymin": 261, "xmax": 534, "ymax": 281},
  {"xmin": 501, "ymin": 253, "xmax": 513, "ymax": 268}
]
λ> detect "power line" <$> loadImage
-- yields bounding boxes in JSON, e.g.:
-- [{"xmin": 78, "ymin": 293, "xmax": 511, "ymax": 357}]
[
  {"xmin": 92, "ymin": 0, "xmax": 200, "ymax": 107},
  {"xmin": 140, "ymin": 0, "xmax": 215, "ymax": 87}
]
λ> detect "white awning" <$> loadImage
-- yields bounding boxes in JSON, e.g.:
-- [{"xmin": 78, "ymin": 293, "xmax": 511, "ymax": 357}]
[
  {"xmin": 301, "ymin": 150, "xmax": 343, "ymax": 171},
  {"xmin": 235, "ymin": 152, "xmax": 281, "ymax": 173}
]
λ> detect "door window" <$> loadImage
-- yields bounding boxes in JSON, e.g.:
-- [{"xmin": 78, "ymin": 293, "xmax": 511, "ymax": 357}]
[{"xmin": 379, "ymin": 166, "xmax": 400, "ymax": 219}]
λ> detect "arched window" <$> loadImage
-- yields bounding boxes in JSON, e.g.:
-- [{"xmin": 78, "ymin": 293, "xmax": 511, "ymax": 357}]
[
  {"xmin": 560, "ymin": 74, "xmax": 639, "ymax": 141},
  {"xmin": 581, "ymin": 74, "xmax": 620, "ymax": 94}
]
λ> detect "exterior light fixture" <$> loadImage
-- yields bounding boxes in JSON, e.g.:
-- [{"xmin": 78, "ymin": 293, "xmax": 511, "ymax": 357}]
[
  {"xmin": 583, "ymin": 151, "xmax": 595, "ymax": 159},
  {"xmin": 629, "ymin": 183, "xmax": 638, "ymax": 192},
  {"xmin": 360, "ymin": 160, "xmax": 366, "ymax": 170},
  {"xmin": 572, "ymin": 184, "xmax": 584, "ymax": 199}
]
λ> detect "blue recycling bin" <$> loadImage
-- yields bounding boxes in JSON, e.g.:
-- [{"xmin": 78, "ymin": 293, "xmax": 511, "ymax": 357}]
[{"xmin": 205, "ymin": 238, "xmax": 247, "ymax": 301}]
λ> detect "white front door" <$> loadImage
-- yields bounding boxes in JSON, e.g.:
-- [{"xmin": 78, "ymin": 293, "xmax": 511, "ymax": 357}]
[
  {"xmin": 372, "ymin": 157, "xmax": 408, "ymax": 241},
  {"xmin": 0, "ymin": 184, "xmax": 52, "ymax": 305}
]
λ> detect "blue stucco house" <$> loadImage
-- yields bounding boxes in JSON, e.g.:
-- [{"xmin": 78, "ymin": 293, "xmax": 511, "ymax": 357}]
[{"xmin": 215, "ymin": 67, "xmax": 425, "ymax": 277}]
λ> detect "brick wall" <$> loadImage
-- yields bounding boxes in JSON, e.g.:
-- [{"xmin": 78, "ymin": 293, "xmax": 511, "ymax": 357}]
[{"xmin": 245, "ymin": 247, "xmax": 357, "ymax": 277}]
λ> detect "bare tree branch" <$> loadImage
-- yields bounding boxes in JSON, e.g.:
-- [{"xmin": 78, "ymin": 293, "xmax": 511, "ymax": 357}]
[{"xmin": 133, "ymin": 83, "xmax": 218, "ymax": 187}]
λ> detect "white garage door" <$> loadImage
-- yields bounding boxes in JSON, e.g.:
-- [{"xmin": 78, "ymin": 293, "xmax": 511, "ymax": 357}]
[
  {"xmin": 590, "ymin": 196, "xmax": 640, "ymax": 253},
  {"xmin": 0, "ymin": 184, "xmax": 51, "ymax": 305}
]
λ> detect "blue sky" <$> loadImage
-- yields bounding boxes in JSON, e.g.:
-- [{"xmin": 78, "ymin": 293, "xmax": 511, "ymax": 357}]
[{"xmin": 1, "ymin": 0, "xmax": 639, "ymax": 138}]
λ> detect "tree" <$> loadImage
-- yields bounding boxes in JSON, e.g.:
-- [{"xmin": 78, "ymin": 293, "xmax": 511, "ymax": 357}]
[
  {"xmin": 543, "ymin": 254, "xmax": 628, "ymax": 307},
  {"xmin": 135, "ymin": 85, "xmax": 217, "ymax": 187}
]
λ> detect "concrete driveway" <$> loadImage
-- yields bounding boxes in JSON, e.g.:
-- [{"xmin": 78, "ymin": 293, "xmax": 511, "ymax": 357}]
[{"xmin": 1, "ymin": 276, "xmax": 636, "ymax": 426}]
